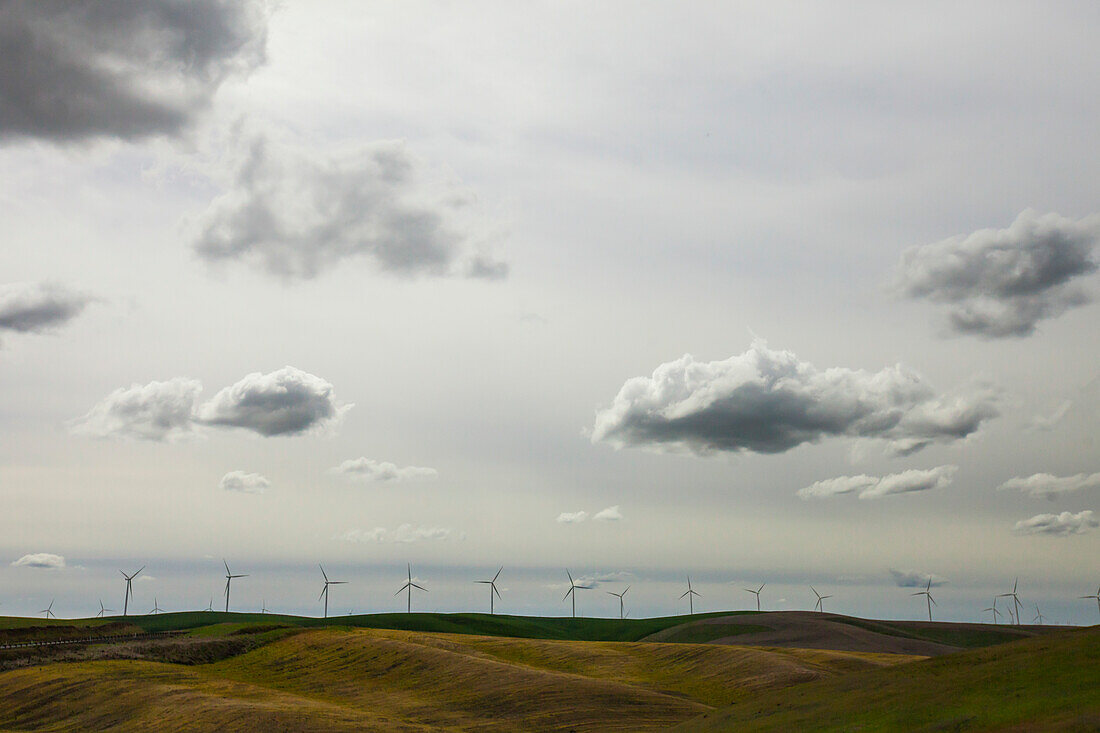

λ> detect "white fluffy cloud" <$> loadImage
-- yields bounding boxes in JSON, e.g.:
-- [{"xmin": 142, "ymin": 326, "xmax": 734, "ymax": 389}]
[
  {"xmin": 72, "ymin": 367, "xmax": 348, "ymax": 441},
  {"xmin": 0, "ymin": 0, "xmax": 269, "ymax": 142},
  {"xmin": 895, "ymin": 210, "xmax": 1100, "ymax": 338},
  {"xmin": 556, "ymin": 511, "xmax": 588, "ymax": 524},
  {"xmin": 799, "ymin": 466, "xmax": 957, "ymax": 500},
  {"xmin": 337, "ymin": 524, "xmax": 463, "ymax": 543},
  {"xmin": 593, "ymin": 341, "xmax": 997, "ymax": 457},
  {"xmin": 11, "ymin": 553, "xmax": 66, "ymax": 569},
  {"xmin": 70, "ymin": 377, "xmax": 203, "ymax": 441},
  {"xmin": 593, "ymin": 505, "xmax": 623, "ymax": 521},
  {"xmin": 0, "ymin": 282, "xmax": 93, "ymax": 340},
  {"xmin": 196, "ymin": 366, "xmax": 349, "ymax": 436},
  {"xmin": 998, "ymin": 472, "xmax": 1100, "ymax": 500},
  {"xmin": 194, "ymin": 134, "xmax": 508, "ymax": 281},
  {"xmin": 219, "ymin": 470, "xmax": 269, "ymax": 494},
  {"xmin": 889, "ymin": 569, "xmax": 948, "ymax": 588},
  {"xmin": 1013, "ymin": 510, "xmax": 1098, "ymax": 536},
  {"xmin": 330, "ymin": 458, "xmax": 438, "ymax": 483}
]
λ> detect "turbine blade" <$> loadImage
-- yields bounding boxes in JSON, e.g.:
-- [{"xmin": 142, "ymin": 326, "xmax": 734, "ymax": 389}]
[
  {"xmin": 493, "ymin": 585, "xmax": 502, "ymax": 600},
  {"xmin": 566, "ymin": 569, "xmax": 574, "ymax": 583},
  {"xmin": 319, "ymin": 587, "xmax": 327, "ymax": 602},
  {"xmin": 411, "ymin": 583, "xmax": 427, "ymax": 592},
  {"xmin": 563, "ymin": 587, "xmax": 573, "ymax": 601},
  {"xmin": 224, "ymin": 559, "xmax": 230, "ymax": 575},
  {"xmin": 680, "ymin": 590, "xmax": 690, "ymax": 599},
  {"xmin": 320, "ymin": 564, "xmax": 328, "ymax": 582},
  {"xmin": 623, "ymin": 586, "xmax": 630, "ymax": 596},
  {"xmin": 493, "ymin": 566, "xmax": 503, "ymax": 582}
]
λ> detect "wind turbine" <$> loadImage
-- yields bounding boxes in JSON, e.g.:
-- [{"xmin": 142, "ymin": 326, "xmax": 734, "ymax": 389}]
[
  {"xmin": 1079, "ymin": 585, "xmax": 1100, "ymax": 620},
  {"xmin": 681, "ymin": 576, "xmax": 701, "ymax": 614},
  {"xmin": 744, "ymin": 583, "xmax": 765, "ymax": 612},
  {"xmin": 395, "ymin": 564, "xmax": 427, "ymax": 613},
  {"xmin": 319, "ymin": 564, "xmax": 347, "ymax": 619},
  {"xmin": 475, "ymin": 566, "xmax": 503, "ymax": 615},
  {"xmin": 96, "ymin": 600, "xmax": 115, "ymax": 618},
  {"xmin": 148, "ymin": 597, "xmax": 163, "ymax": 615},
  {"xmin": 120, "ymin": 566, "xmax": 144, "ymax": 616},
  {"xmin": 811, "ymin": 586, "xmax": 832, "ymax": 613},
  {"xmin": 607, "ymin": 586, "xmax": 630, "ymax": 619},
  {"xmin": 40, "ymin": 599, "xmax": 56, "ymax": 619},
  {"xmin": 997, "ymin": 578, "xmax": 1022, "ymax": 626},
  {"xmin": 1033, "ymin": 605, "xmax": 1045, "ymax": 625},
  {"xmin": 261, "ymin": 599, "xmax": 269, "ymax": 614},
  {"xmin": 223, "ymin": 560, "xmax": 248, "ymax": 613},
  {"xmin": 982, "ymin": 597, "xmax": 1001, "ymax": 624},
  {"xmin": 203, "ymin": 597, "xmax": 214, "ymax": 612},
  {"xmin": 562, "ymin": 569, "xmax": 591, "ymax": 618},
  {"xmin": 911, "ymin": 578, "xmax": 937, "ymax": 622}
]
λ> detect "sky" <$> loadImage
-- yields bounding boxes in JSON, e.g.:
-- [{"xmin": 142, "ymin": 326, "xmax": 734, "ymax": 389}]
[{"xmin": 1, "ymin": 0, "xmax": 1098, "ymax": 625}]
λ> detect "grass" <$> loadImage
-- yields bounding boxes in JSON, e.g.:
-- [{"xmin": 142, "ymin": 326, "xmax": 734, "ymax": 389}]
[
  {"xmin": 831, "ymin": 616, "xmax": 1033, "ymax": 649},
  {"xmin": 643, "ymin": 622, "xmax": 772, "ymax": 644},
  {"xmin": 675, "ymin": 626, "xmax": 1100, "ymax": 732}
]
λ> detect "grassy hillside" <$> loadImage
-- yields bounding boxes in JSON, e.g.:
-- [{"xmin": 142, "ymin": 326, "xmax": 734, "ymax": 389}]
[
  {"xmin": 675, "ymin": 626, "xmax": 1100, "ymax": 732},
  {"xmin": 0, "ymin": 627, "xmax": 911, "ymax": 732}
]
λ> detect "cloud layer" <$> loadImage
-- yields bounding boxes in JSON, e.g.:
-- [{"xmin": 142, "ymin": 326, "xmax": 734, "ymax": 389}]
[
  {"xmin": 1013, "ymin": 510, "xmax": 1098, "ymax": 536},
  {"xmin": 194, "ymin": 135, "xmax": 508, "ymax": 281},
  {"xmin": 0, "ymin": 282, "xmax": 93, "ymax": 339},
  {"xmin": 594, "ymin": 505, "xmax": 623, "ymax": 521},
  {"xmin": 337, "ymin": 525, "xmax": 463, "ymax": 543},
  {"xmin": 998, "ymin": 472, "xmax": 1100, "ymax": 500},
  {"xmin": 798, "ymin": 466, "xmax": 957, "ymax": 500},
  {"xmin": 330, "ymin": 458, "xmax": 438, "ymax": 483},
  {"xmin": 0, "ymin": 0, "xmax": 268, "ymax": 142},
  {"xmin": 11, "ymin": 553, "xmax": 66, "ymax": 569},
  {"xmin": 592, "ymin": 341, "xmax": 997, "ymax": 457},
  {"xmin": 72, "ymin": 367, "xmax": 346, "ymax": 441},
  {"xmin": 895, "ymin": 210, "xmax": 1100, "ymax": 338},
  {"xmin": 556, "ymin": 511, "xmax": 588, "ymax": 524},
  {"xmin": 889, "ymin": 569, "xmax": 948, "ymax": 588},
  {"xmin": 219, "ymin": 470, "xmax": 269, "ymax": 493}
]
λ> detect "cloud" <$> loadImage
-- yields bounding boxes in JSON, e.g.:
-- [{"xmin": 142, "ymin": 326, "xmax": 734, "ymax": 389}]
[
  {"xmin": 799, "ymin": 466, "xmax": 957, "ymax": 500},
  {"xmin": 0, "ymin": 282, "xmax": 93, "ymax": 339},
  {"xmin": 556, "ymin": 511, "xmax": 588, "ymax": 523},
  {"xmin": 193, "ymin": 134, "xmax": 508, "ymax": 281},
  {"xmin": 0, "ymin": 0, "xmax": 269, "ymax": 143},
  {"xmin": 218, "ymin": 470, "xmax": 269, "ymax": 494},
  {"xmin": 894, "ymin": 210, "xmax": 1100, "ymax": 338},
  {"xmin": 593, "ymin": 505, "xmax": 623, "ymax": 521},
  {"xmin": 337, "ymin": 524, "xmax": 463, "ymax": 543},
  {"xmin": 592, "ymin": 340, "xmax": 997, "ymax": 457},
  {"xmin": 73, "ymin": 367, "xmax": 347, "ymax": 441},
  {"xmin": 195, "ymin": 366, "xmax": 350, "ymax": 437},
  {"xmin": 1028, "ymin": 401, "xmax": 1073, "ymax": 431},
  {"xmin": 11, "ymin": 553, "xmax": 65, "ymax": 569},
  {"xmin": 1013, "ymin": 510, "xmax": 1098, "ymax": 537},
  {"xmin": 998, "ymin": 472, "xmax": 1100, "ymax": 500},
  {"xmin": 888, "ymin": 569, "xmax": 948, "ymax": 588},
  {"xmin": 330, "ymin": 458, "xmax": 438, "ymax": 483},
  {"xmin": 70, "ymin": 377, "xmax": 203, "ymax": 441}
]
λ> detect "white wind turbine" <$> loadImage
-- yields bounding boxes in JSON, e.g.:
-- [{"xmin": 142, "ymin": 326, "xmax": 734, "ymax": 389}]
[
  {"xmin": 982, "ymin": 597, "xmax": 1001, "ymax": 624},
  {"xmin": 681, "ymin": 576, "xmax": 701, "ymax": 615},
  {"xmin": 811, "ymin": 586, "xmax": 832, "ymax": 613},
  {"xmin": 1032, "ymin": 604, "xmax": 1045, "ymax": 625},
  {"xmin": 997, "ymin": 578, "xmax": 1022, "ymax": 626},
  {"xmin": 475, "ymin": 567, "xmax": 503, "ymax": 615},
  {"xmin": 911, "ymin": 578, "xmax": 937, "ymax": 622},
  {"xmin": 319, "ymin": 564, "xmax": 348, "ymax": 619},
  {"xmin": 395, "ymin": 564, "xmax": 427, "ymax": 613},
  {"xmin": 562, "ymin": 569, "xmax": 591, "ymax": 618},
  {"xmin": 223, "ymin": 560, "xmax": 248, "ymax": 613},
  {"xmin": 148, "ymin": 597, "xmax": 163, "ymax": 615},
  {"xmin": 40, "ymin": 599, "xmax": 56, "ymax": 619},
  {"xmin": 744, "ymin": 583, "xmax": 765, "ymax": 612},
  {"xmin": 607, "ymin": 586, "xmax": 630, "ymax": 619},
  {"xmin": 1079, "ymin": 584, "xmax": 1100, "ymax": 620},
  {"xmin": 120, "ymin": 566, "xmax": 144, "ymax": 616},
  {"xmin": 96, "ymin": 599, "xmax": 115, "ymax": 618}
]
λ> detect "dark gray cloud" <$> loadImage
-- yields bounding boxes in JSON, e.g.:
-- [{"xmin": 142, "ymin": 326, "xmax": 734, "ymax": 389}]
[
  {"xmin": 0, "ymin": 282, "xmax": 93, "ymax": 338},
  {"xmin": 0, "ymin": 0, "xmax": 268, "ymax": 142},
  {"xmin": 1013, "ymin": 510, "xmax": 1097, "ymax": 537},
  {"xmin": 592, "ymin": 341, "xmax": 997, "ymax": 457},
  {"xmin": 895, "ymin": 210, "xmax": 1100, "ymax": 338},
  {"xmin": 193, "ymin": 135, "xmax": 508, "ymax": 280},
  {"xmin": 195, "ymin": 366, "xmax": 349, "ymax": 436},
  {"xmin": 69, "ymin": 377, "xmax": 202, "ymax": 441},
  {"xmin": 889, "ymin": 569, "xmax": 947, "ymax": 588}
]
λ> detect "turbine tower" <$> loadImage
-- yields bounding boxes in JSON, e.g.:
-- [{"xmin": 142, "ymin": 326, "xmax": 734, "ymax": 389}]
[
  {"xmin": 680, "ymin": 576, "xmax": 701, "ymax": 615},
  {"xmin": 562, "ymin": 569, "xmax": 591, "ymax": 618},
  {"xmin": 204, "ymin": 597, "xmax": 214, "ymax": 612},
  {"xmin": 811, "ymin": 586, "xmax": 832, "ymax": 613},
  {"xmin": 395, "ymin": 564, "xmax": 427, "ymax": 613},
  {"xmin": 607, "ymin": 586, "xmax": 630, "ymax": 619},
  {"xmin": 40, "ymin": 599, "xmax": 56, "ymax": 619},
  {"xmin": 223, "ymin": 560, "xmax": 248, "ymax": 613},
  {"xmin": 318, "ymin": 564, "xmax": 347, "ymax": 619},
  {"xmin": 744, "ymin": 583, "xmax": 765, "ymax": 612},
  {"xmin": 911, "ymin": 578, "xmax": 937, "ymax": 622},
  {"xmin": 96, "ymin": 600, "xmax": 115, "ymax": 618},
  {"xmin": 1079, "ymin": 585, "xmax": 1100, "ymax": 620},
  {"xmin": 120, "ymin": 566, "xmax": 144, "ymax": 616},
  {"xmin": 475, "ymin": 567, "xmax": 503, "ymax": 615},
  {"xmin": 261, "ymin": 599, "xmax": 269, "ymax": 614},
  {"xmin": 997, "ymin": 578, "xmax": 1022, "ymax": 626},
  {"xmin": 148, "ymin": 597, "xmax": 163, "ymax": 615}
]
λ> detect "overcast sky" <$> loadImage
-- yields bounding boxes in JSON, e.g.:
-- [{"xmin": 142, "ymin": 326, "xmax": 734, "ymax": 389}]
[{"xmin": 1, "ymin": 0, "xmax": 1098, "ymax": 624}]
